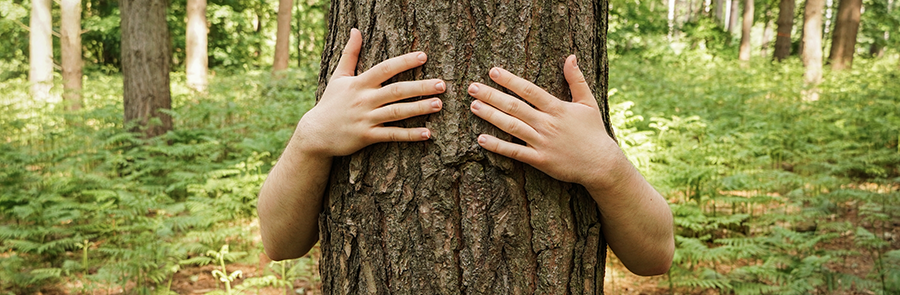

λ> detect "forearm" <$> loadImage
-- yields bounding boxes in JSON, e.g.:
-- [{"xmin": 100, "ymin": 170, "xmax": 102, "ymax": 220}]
[
  {"xmin": 258, "ymin": 131, "xmax": 331, "ymax": 261},
  {"xmin": 585, "ymin": 151, "xmax": 674, "ymax": 276}
]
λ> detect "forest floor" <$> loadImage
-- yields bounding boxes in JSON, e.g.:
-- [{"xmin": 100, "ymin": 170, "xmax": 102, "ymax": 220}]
[{"xmin": 44, "ymin": 201, "xmax": 891, "ymax": 295}]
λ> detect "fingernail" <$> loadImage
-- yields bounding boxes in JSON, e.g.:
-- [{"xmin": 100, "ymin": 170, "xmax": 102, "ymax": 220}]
[
  {"xmin": 471, "ymin": 100, "xmax": 481, "ymax": 110},
  {"xmin": 431, "ymin": 99, "xmax": 441, "ymax": 109},
  {"xmin": 435, "ymin": 81, "xmax": 445, "ymax": 92},
  {"xmin": 468, "ymin": 83, "xmax": 479, "ymax": 95},
  {"xmin": 477, "ymin": 135, "xmax": 487, "ymax": 144},
  {"xmin": 573, "ymin": 56, "xmax": 579, "ymax": 69},
  {"xmin": 490, "ymin": 68, "xmax": 500, "ymax": 79},
  {"xmin": 417, "ymin": 53, "xmax": 427, "ymax": 63},
  {"xmin": 422, "ymin": 130, "xmax": 431, "ymax": 139}
]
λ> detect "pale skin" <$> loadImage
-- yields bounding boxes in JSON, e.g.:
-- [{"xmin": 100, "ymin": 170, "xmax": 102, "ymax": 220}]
[{"xmin": 258, "ymin": 29, "xmax": 674, "ymax": 276}]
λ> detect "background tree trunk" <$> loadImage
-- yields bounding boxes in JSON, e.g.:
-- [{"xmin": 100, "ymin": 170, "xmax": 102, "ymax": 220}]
[
  {"xmin": 773, "ymin": 0, "xmax": 795, "ymax": 61},
  {"xmin": 61, "ymin": 0, "xmax": 83, "ymax": 110},
  {"xmin": 728, "ymin": 0, "xmax": 740, "ymax": 33},
  {"xmin": 186, "ymin": 0, "xmax": 208, "ymax": 92},
  {"xmin": 121, "ymin": 0, "xmax": 172, "ymax": 138},
  {"xmin": 273, "ymin": 0, "xmax": 292, "ymax": 72},
  {"xmin": 802, "ymin": 0, "xmax": 825, "ymax": 84},
  {"xmin": 316, "ymin": 0, "xmax": 610, "ymax": 294},
  {"xmin": 29, "ymin": 0, "xmax": 53, "ymax": 101},
  {"xmin": 716, "ymin": 0, "xmax": 726, "ymax": 23},
  {"xmin": 828, "ymin": 0, "xmax": 862, "ymax": 70},
  {"xmin": 739, "ymin": 0, "xmax": 754, "ymax": 61}
]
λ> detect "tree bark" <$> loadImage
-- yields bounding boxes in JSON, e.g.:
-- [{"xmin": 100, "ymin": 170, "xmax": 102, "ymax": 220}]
[
  {"xmin": 186, "ymin": 0, "xmax": 208, "ymax": 92},
  {"xmin": 828, "ymin": 0, "xmax": 862, "ymax": 70},
  {"xmin": 773, "ymin": 0, "xmax": 795, "ymax": 61},
  {"xmin": 316, "ymin": 0, "xmax": 610, "ymax": 294},
  {"xmin": 802, "ymin": 0, "xmax": 825, "ymax": 84},
  {"xmin": 30, "ymin": 0, "xmax": 53, "ymax": 101},
  {"xmin": 121, "ymin": 0, "xmax": 172, "ymax": 138},
  {"xmin": 61, "ymin": 0, "xmax": 83, "ymax": 110},
  {"xmin": 728, "ymin": 0, "xmax": 740, "ymax": 33},
  {"xmin": 273, "ymin": 0, "xmax": 293, "ymax": 72},
  {"xmin": 739, "ymin": 0, "xmax": 754, "ymax": 61}
]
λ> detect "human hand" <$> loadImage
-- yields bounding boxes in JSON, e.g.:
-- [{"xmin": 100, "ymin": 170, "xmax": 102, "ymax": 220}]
[
  {"xmin": 294, "ymin": 28, "xmax": 446, "ymax": 157},
  {"xmin": 467, "ymin": 55, "xmax": 624, "ymax": 191}
]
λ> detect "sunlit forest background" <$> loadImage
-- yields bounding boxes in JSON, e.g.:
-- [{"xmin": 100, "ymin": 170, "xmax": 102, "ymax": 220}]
[{"xmin": 1, "ymin": 0, "xmax": 899, "ymax": 293}]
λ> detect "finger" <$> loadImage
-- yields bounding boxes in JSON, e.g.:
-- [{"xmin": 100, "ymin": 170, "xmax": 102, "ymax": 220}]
[
  {"xmin": 564, "ymin": 55, "xmax": 598, "ymax": 109},
  {"xmin": 366, "ymin": 127, "xmax": 432, "ymax": 143},
  {"xmin": 358, "ymin": 51, "xmax": 428, "ymax": 86},
  {"xmin": 333, "ymin": 28, "xmax": 362, "ymax": 78},
  {"xmin": 468, "ymin": 82, "xmax": 540, "ymax": 124},
  {"xmin": 470, "ymin": 100, "xmax": 540, "ymax": 143},
  {"xmin": 370, "ymin": 98, "xmax": 442, "ymax": 123},
  {"xmin": 489, "ymin": 67, "xmax": 558, "ymax": 112},
  {"xmin": 372, "ymin": 79, "xmax": 446, "ymax": 106},
  {"xmin": 477, "ymin": 134, "xmax": 540, "ymax": 164}
]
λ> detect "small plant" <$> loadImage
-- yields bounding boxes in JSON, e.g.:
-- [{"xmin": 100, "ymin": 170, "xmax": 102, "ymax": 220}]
[{"xmin": 206, "ymin": 245, "xmax": 245, "ymax": 295}]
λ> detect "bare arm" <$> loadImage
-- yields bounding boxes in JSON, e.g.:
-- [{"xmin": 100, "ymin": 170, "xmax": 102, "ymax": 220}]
[
  {"xmin": 258, "ymin": 28, "xmax": 447, "ymax": 261},
  {"xmin": 466, "ymin": 55, "xmax": 674, "ymax": 276}
]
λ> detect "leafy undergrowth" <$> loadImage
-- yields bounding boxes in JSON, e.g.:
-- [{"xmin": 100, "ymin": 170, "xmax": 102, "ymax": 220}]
[
  {"xmin": 609, "ymin": 50, "xmax": 900, "ymax": 294},
  {"xmin": 2, "ymin": 51, "xmax": 899, "ymax": 294}
]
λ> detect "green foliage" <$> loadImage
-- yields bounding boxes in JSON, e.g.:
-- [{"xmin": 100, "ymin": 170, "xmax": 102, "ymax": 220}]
[
  {"xmin": 0, "ymin": 66, "xmax": 317, "ymax": 293},
  {"xmin": 610, "ymin": 50, "xmax": 900, "ymax": 294}
]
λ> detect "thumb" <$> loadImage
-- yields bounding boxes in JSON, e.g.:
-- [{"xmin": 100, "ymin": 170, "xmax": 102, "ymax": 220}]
[
  {"xmin": 332, "ymin": 28, "xmax": 362, "ymax": 78},
  {"xmin": 564, "ymin": 55, "xmax": 598, "ymax": 109}
]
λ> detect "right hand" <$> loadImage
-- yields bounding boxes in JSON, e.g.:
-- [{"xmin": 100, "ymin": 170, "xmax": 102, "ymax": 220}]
[{"xmin": 294, "ymin": 28, "xmax": 446, "ymax": 157}]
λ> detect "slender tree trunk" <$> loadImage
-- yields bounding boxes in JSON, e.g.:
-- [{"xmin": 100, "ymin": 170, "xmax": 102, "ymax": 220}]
[
  {"xmin": 121, "ymin": 0, "xmax": 172, "ymax": 138},
  {"xmin": 61, "ymin": 0, "xmax": 83, "ymax": 110},
  {"xmin": 669, "ymin": 0, "xmax": 677, "ymax": 39},
  {"xmin": 828, "ymin": 0, "xmax": 862, "ymax": 70},
  {"xmin": 802, "ymin": 0, "xmax": 825, "ymax": 84},
  {"xmin": 30, "ymin": 0, "xmax": 53, "ymax": 101},
  {"xmin": 273, "ymin": 0, "xmax": 292, "ymax": 72},
  {"xmin": 186, "ymin": 0, "xmax": 208, "ymax": 92},
  {"xmin": 728, "ymin": 0, "xmax": 740, "ymax": 33},
  {"xmin": 761, "ymin": 5, "xmax": 773, "ymax": 57},
  {"xmin": 739, "ymin": 0, "xmax": 754, "ymax": 61},
  {"xmin": 317, "ymin": 0, "xmax": 610, "ymax": 293},
  {"xmin": 773, "ymin": 0, "xmax": 795, "ymax": 61},
  {"xmin": 716, "ymin": 0, "xmax": 726, "ymax": 23}
]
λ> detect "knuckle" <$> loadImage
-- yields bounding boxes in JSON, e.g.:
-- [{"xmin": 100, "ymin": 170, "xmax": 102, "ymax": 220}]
[
  {"xmin": 389, "ymin": 105, "xmax": 403, "ymax": 120},
  {"xmin": 381, "ymin": 63, "xmax": 394, "ymax": 76},
  {"xmin": 506, "ymin": 100, "xmax": 520, "ymax": 115},
  {"xmin": 390, "ymin": 84, "xmax": 403, "ymax": 97},
  {"xmin": 522, "ymin": 84, "xmax": 538, "ymax": 97},
  {"xmin": 388, "ymin": 131, "xmax": 399, "ymax": 142},
  {"xmin": 505, "ymin": 120, "xmax": 519, "ymax": 134}
]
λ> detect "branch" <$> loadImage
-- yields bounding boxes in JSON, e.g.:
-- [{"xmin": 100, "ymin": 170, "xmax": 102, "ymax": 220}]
[{"xmin": 11, "ymin": 19, "xmax": 61, "ymax": 38}]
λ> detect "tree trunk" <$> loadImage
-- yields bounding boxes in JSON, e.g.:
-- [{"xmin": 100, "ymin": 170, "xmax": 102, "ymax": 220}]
[
  {"xmin": 728, "ymin": 0, "xmax": 740, "ymax": 33},
  {"xmin": 121, "ymin": 0, "xmax": 172, "ymax": 138},
  {"xmin": 760, "ymin": 5, "xmax": 773, "ymax": 57},
  {"xmin": 273, "ymin": 0, "xmax": 293, "ymax": 72},
  {"xmin": 716, "ymin": 0, "xmax": 726, "ymax": 23},
  {"xmin": 828, "ymin": 0, "xmax": 862, "ymax": 70},
  {"xmin": 30, "ymin": 0, "xmax": 53, "ymax": 101},
  {"xmin": 669, "ymin": 0, "xmax": 677, "ymax": 39},
  {"xmin": 773, "ymin": 0, "xmax": 795, "ymax": 61},
  {"xmin": 61, "ymin": 0, "xmax": 83, "ymax": 110},
  {"xmin": 186, "ymin": 0, "xmax": 208, "ymax": 92},
  {"xmin": 802, "ymin": 0, "xmax": 825, "ymax": 84},
  {"xmin": 739, "ymin": 0, "xmax": 754, "ymax": 61},
  {"xmin": 316, "ymin": 0, "xmax": 610, "ymax": 294}
]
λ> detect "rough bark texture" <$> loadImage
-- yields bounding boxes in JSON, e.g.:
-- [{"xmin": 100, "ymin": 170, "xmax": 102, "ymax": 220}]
[
  {"xmin": 738, "ymin": 0, "xmax": 754, "ymax": 61},
  {"xmin": 316, "ymin": 0, "xmax": 610, "ymax": 294},
  {"xmin": 773, "ymin": 0, "xmax": 795, "ymax": 61},
  {"xmin": 802, "ymin": 0, "xmax": 825, "ymax": 84},
  {"xmin": 273, "ymin": 0, "xmax": 293, "ymax": 72},
  {"xmin": 186, "ymin": 0, "xmax": 208, "ymax": 92},
  {"xmin": 121, "ymin": 0, "xmax": 172, "ymax": 138},
  {"xmin": 61, "ymin": 0, "xmax": 83, "ymax": 110},
  {"xmin": 828, "ymin": 0, "xmax": 862, "ymax": 70},
  {"xmin": 29, "ymin": 0, "xmax": 53, "ymax": 101}
]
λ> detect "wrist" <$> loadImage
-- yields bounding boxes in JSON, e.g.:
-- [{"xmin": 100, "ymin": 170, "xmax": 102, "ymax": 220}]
[{"xmin": 582, "ymin": 147, "xmax": 636, "ymax": 195}]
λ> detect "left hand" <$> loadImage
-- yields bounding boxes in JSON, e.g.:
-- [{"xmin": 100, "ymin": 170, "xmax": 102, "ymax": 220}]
[{"xmin": 467, "ymin": 55, "xmax": 623, "ymax": 191}]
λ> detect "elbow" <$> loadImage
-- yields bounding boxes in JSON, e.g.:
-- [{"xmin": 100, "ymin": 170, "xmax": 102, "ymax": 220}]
[{"xmin": 627, "ymin": 239, "xmax": 675, "ymax": 276}]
